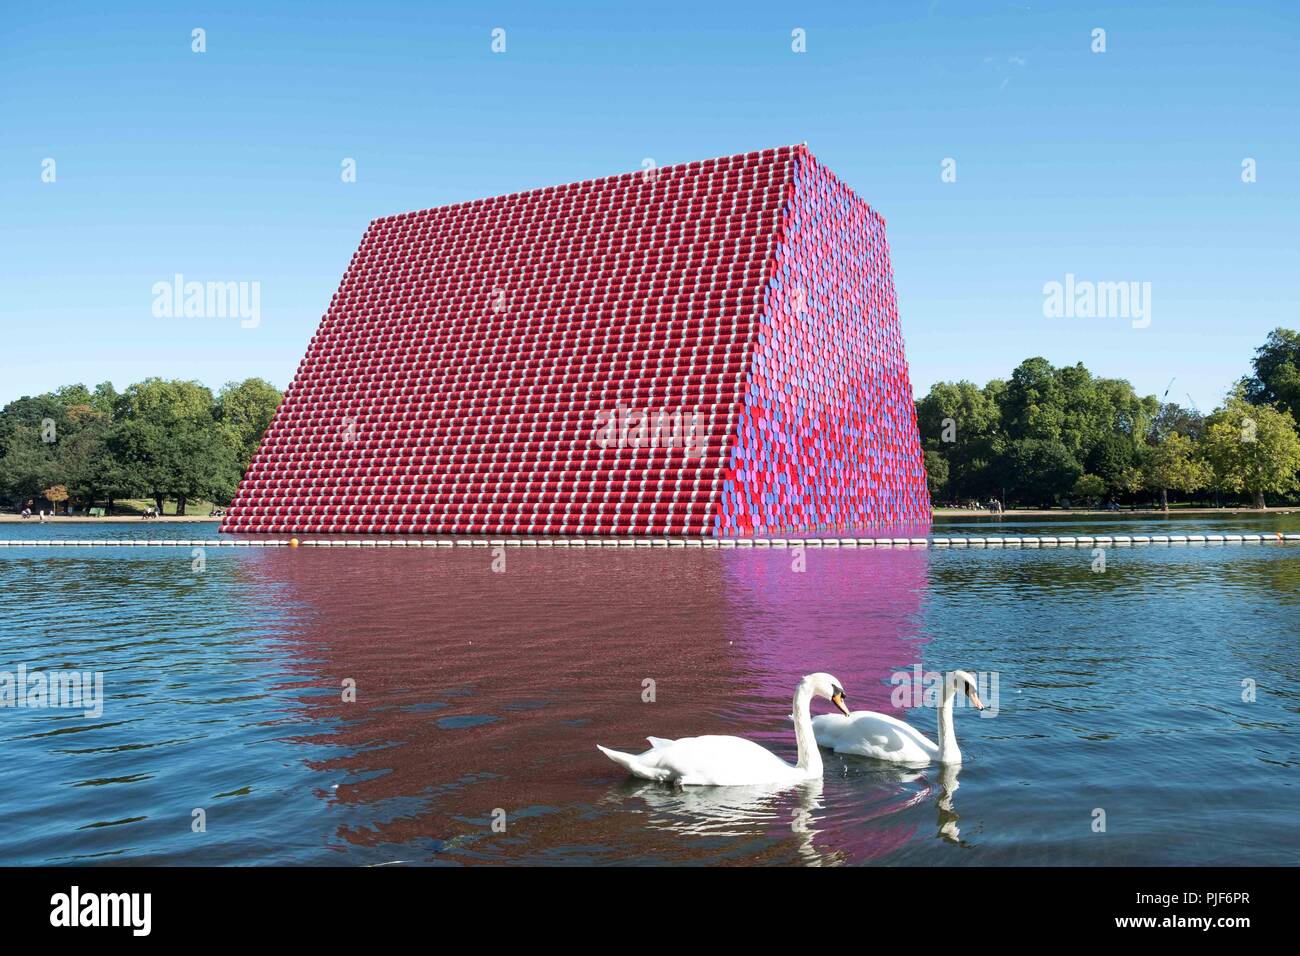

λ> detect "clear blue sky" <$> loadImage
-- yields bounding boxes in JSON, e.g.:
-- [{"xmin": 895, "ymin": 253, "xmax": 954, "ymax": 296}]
[{"xmin": 2, "ymin": 1, "xmax": 1296, "ymax": 413}]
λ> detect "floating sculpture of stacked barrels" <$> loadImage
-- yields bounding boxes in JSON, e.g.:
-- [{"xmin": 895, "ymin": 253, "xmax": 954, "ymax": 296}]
[{"xmin": 222, "ymin": 145, "xmax": 930, "ymax": 536}]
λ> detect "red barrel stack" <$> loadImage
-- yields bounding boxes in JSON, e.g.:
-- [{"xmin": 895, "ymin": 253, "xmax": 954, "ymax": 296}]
[{"xmin": 221, "ymin": 145, "xmax": 930, "ymax": 536}]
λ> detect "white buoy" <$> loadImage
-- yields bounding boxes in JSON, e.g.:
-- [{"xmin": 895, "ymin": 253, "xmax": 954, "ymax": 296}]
[{"xmin": 2, "ymin": 530, "xmax": 1297, "ymax": 551}]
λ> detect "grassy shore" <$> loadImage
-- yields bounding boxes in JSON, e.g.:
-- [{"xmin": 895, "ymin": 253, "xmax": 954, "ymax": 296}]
[
  {"xmin": 934, "ymin": 506, "xmax": 1295, "ymax": 517},
  {"xmin": 0, "ymin": 514, "xmax": 220, "ymax": 523},
  {"xmin": 3, "ymin": 498, "xmax": 222, "ymax": 521}
]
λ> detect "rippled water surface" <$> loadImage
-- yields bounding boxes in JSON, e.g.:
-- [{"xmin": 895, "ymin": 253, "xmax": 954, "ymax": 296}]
[{"xmin": 2, "ymin": 516, "xmax": 1298, "ymax": 865}]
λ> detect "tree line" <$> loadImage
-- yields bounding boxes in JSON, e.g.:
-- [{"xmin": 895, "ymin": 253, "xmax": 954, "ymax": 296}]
[
  {"xmin": 918, "ymin": 328, "xmax": 1300, "ymax": 510},
  {"xmin": 0, "ymin": 378, "xmax": 283, "ymax": 515},
  {"xmin": 4, "ymin": 329, "xmax": 1299, "ymax": 517}
]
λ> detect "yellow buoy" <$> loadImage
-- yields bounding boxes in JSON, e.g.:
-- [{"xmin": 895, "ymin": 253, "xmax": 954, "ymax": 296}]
[{"xmin": 290, "ymin": 538, "xmax": 299, "ymax": 548}]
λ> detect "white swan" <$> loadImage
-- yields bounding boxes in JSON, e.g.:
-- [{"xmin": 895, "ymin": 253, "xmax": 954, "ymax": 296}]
[
  {"xmin": 597, "ymin": 673, "xmax": 851, "ymax": 787},
  {"xmin": 812, "ymin": 670, "xmax": 983, "ymax": 766}
]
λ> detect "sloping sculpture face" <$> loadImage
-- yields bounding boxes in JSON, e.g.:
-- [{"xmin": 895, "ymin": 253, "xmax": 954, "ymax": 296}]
[{"xmin": 222, "ymin": 145, "xmax": 930, "ymax": 536}]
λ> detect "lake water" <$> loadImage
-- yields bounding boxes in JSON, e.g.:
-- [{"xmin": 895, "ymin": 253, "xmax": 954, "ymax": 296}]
[{"xmin": 2, "ymin": 515, "xmax": 1297, "ymax": 866}]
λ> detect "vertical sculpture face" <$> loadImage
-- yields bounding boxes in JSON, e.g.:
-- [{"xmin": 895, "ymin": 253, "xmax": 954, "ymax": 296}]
[
  {"xmin": 222, "ymin": 146, "xmax": 930, "ymax": 537},
  {"xmin": 721, "ymin": 150, "xmax": 930, "ymax": 535}
]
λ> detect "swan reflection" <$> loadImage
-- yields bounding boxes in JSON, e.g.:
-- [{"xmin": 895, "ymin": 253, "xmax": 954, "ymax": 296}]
[
  {"xmin": 831, "ymin": 756, "xmax": 972, "ymax": 847},
  {"xmin": 933, "ymin": 762, "xmax": 967, "ymax": 846},
  {"xmin": 608, "ymin": 755, "xmax": 963, "ymax": 865},
  {"xmin": 611, "ymin": 777, "xmax": 839, "ymax": 864},
  {"xmin": 614, "ymin": 777, "xmax": 820, "ymax": 834}
]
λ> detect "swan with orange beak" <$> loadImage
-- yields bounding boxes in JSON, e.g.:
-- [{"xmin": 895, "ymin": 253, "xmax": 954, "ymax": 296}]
[
  {"xmin": 598, "ymin": 673, "xmax": 851, "ymax": 787},
  {"xmin": 812, "ymin": 670, "xmax": 984, "ymax": 766}
]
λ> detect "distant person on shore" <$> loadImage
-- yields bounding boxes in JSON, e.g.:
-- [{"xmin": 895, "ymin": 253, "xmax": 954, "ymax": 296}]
[{"xmin": 20, "ymin": 507, "xmax": 31, "ymax": 519}]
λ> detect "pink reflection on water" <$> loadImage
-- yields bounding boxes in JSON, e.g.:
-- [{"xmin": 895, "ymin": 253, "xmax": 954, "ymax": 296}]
[
  {"xmin": 716, "ymin": 546, "xmax": 931, "ymax": 863},
  {"xmin": 718, "ymin": 545, "xmax": 929, "ymax": 712},
  {"xmin": 244, "ymin": 545, "xmax": 934, "ymax": 864}
]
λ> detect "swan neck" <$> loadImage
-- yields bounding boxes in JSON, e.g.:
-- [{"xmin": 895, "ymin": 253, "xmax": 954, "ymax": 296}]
[
  {"xmin": 792, "ymin": 680, "xmax": 822, "ymax": 775},
  {"xmin": 937, "ymin": 684, "xmax": 961, "ymax": 764}
]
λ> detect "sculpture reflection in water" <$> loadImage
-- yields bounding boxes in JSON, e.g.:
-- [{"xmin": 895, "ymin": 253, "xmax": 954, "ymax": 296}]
[{"xmin": 250, "ymin": 539, "xmax": 962, "ymax": 864}]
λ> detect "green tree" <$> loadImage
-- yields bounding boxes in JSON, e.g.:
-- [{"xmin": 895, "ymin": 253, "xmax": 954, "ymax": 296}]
[
  {"xmin": 1200, "ymin": 391, "xmax": 1300, "ymax": 508},
  {"xmin": 915, "ymin": 380, "xmax": 1001, "ymax": 500},
  {"xmin": 1001, "ymin": 357, "xmax": 1064, "ymax": 443},
  {"xmin": 0, "ymin": 394, "xmax": 66, "ymax": 459},
  {"xmin": 0, "ymin": 427, "xmax": 58, "ymax": 506},
  {"xmin": 1143, "ymin": 431, "xmax": 1210, "ymax": 511},
  {"xmin": 171, "ymin": 415, "xmax": 239, "ymax": 513},
  {"xmin": 1087, "ymin": 432, "xmax": 1138, "ymax": 495},
  {"xmin": 90, "ymin": 381, "xmax": 120, "ymax": 419},
  {"xmin": 1072, "ymin": 473, "xmax": 1106, "ymax": 505},
  {"xmin": 1008, "ymin": 438, "xmax": 1082, "ymax": 506},
  {"xmin": 923, "ymin": 448, "xmax": 949, "ymax": 500},
  {"xmin": 59, "ymin": 408, "xmax": 135, "ymax": 513},
  {"xmin": 53, "ymin": 384, "xmax": 93, "ymax": 408},
  {"xmin": 112, "ymin": 378, "xmax": 240, "ymax": 514},
  {"xmin": 916, "ymin": 358, "xmax": 1157, "ymax": 507},
  {"xmin": 108, "ymin": 417, "xmax": 169, "ymax": 513},
  {"xmin": 0, "ymin": 392, "xmax": 103, "ymax": 509},
  {"xmin": 1115, "ymin": 464, "xmax": 1146, "ymax": 499},
  {"xmin": 215, "ymin": 378, "xmax": 282, "ymax": 470},
  {"xmin": 1243, "ymin": 328, "xmax": 1300, "ymax": 423},
  {"xmin": 1152, "ymin": 402, "xmax": 1205, "ymax": 441}
]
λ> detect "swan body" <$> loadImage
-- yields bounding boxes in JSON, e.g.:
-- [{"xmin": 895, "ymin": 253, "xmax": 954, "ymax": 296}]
[
  {"xmin": 813, "ymin": 669, "xmax": 983, "ymax": 766},
  {"xmin": 598, "ymin": 735, "xmax": 805, "ymax": 787},
  {"xmin": 597, "ymin": 673, "xmax": 849, "ymax": 787},
  {"xmin": 813, "ymin": 709, "xmax": 943, "ymax": 765}
]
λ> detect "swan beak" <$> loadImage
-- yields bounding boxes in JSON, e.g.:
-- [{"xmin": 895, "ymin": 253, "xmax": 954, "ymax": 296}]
[
  {"xmin": 968, "ymin": 688, "xmax": 984, "ymax": 711},
  {"xmin": 832, "ymin": 691, "xmax": 851, "ymax": 716}
]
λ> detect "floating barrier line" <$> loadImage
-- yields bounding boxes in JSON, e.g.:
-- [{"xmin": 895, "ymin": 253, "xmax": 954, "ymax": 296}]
[{"xmin": 0, "ymin": 533, "xmax": 1297, "ymax": 549}]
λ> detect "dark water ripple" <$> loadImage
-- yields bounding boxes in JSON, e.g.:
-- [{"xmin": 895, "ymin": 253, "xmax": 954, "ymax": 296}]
[{"xmin": 0, "ymin": 517, "xmax": 1297, "ymax": 865}]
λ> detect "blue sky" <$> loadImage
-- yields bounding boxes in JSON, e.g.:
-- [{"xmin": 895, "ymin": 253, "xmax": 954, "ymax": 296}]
[{"xmin": 2, "ymin": 1, "xmax": 1296, "ymax": 412}]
